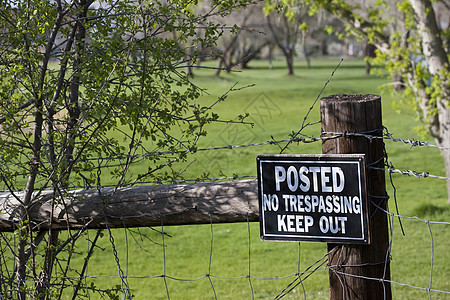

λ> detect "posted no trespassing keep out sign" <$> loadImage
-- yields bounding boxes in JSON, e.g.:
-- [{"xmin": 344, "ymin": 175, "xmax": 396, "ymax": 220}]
[{"xmin": 257, "ymin": 154, "xmax": 370, "ymax": 244}]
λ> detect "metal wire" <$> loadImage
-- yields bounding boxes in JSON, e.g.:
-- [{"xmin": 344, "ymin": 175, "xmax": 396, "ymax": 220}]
[{"xmin": 2, "ymin": 113, "xmax": 449, "ymax": 299}]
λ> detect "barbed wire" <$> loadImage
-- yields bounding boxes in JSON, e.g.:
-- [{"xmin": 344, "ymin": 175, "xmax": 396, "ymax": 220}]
[
  {"xmin": 383, "ymin": 127, "xmax": 450, "ymax": 150},
  {"xmin": 2, "ymin": 125, "xmax": 447, "ymax": 172},
  {"xmin": 322, "ymin": 127, "xmax": 450, "ymax": 151},
  {"xmin": 67, "ymin": 175, "xmax": 258, "ymax": 190},
  {"xmin": 371, "ymin": 166, "xmax": 449, "ymax": 180},
  {"xmin": 1, "ymin": 135, "xmax": 326, "ymax": 168},
  {"xmin": 2, "ymin": 130, "xmax": 449, "ymax": 195},
  {"xmin": 2, "ymin": 93, "xmax": 450, "ymax": 299},
  {"xmin": 371, "ymin": 201, "xmax": 450, "ymax": 226}
]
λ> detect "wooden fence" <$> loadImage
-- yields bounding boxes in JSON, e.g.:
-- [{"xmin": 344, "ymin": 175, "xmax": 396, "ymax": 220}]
[{"xmin": 0, "ymin": 94, "xmax": 392, "ymax": 299}]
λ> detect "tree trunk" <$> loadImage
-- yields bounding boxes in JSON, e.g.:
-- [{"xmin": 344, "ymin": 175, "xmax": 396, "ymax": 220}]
[
  {"xmin": 302, "ymin": 32, "xmax": 311, "ymax": 69},
  {"xmin": 216, "ymin": 57, "xmax": 223, "ymax": 76},
  {"xmin": 268, "ymin": 43, "xmax": 273, "ymax": 70},
  {"xmin": 266, "ymin": 14, "xmax": 297, "ymax": 76},
  {"xmin": 410, "ymin": 0, "xmax": 450, "ymax": 203},
  {"xmin": 285, "ymin": 48, "xmax": 294, "ymax": 75},
  {"xmin": 185, "ymin": 48, "xmax": 194, "ymax": 78},
  {"xmin": 216, "ymin": 34, "xmax": 239, "ymax": 76},
  {"xmin": 238, "ymin": 42, "xmax": 269, "ymax": 69},
  {"xmin": 320, "ymin": 37, "xmax": 328, "ymax": 55},
  {"xmin": 439, "ymin": 105, "xmax": 450, "ymax": 203},
  {"xmin": 364, "ymin": 43, "xmax": 377, "ymax": 74}
]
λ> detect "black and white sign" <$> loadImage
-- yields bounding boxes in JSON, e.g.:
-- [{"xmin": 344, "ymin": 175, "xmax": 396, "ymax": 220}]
[{"xmin": 257, "ymin": 154, "xmax": 370, "ymax": 244}]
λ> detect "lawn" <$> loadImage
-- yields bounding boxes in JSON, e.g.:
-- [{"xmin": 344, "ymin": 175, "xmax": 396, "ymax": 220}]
[{"xmin": 57, "ymin": 57, "xmax": 449, "ymax": 299}]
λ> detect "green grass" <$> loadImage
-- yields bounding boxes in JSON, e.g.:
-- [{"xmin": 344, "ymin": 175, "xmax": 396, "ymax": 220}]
[{"xmin": 54, "ymin": 57, "xmax": 450, "ymax": 299}]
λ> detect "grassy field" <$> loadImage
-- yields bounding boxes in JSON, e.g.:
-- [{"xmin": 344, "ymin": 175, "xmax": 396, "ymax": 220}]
[{"xmin": 64, "ymin": 57, "xmax": 449, "ymax": 299}]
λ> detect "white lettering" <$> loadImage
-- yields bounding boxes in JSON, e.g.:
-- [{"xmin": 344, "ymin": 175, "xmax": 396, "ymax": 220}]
[
  {"xmin": 344, "ymin": 196, "xmax": 352, "ymax": 213},
  {"xmin": 318, "ymin": 196, "xmax": 326, "ymax": 213},
  {"xmin": 319, "ymin": 216, "xmax": 348, "ymax": 234},
  {"xmin": 305, "ymin": 215, "xmax": 313, "ymax": 232},
  {"xmin": 275, "ymin": 166, "xmax": 286, "ymax": 191},
  {"xmin": 319, "ymin": 216, "xmax": 329, "ymax": 233},
  {"xmin": 283, "ymin": 194, "xmax": 289, "ymax": 211},
  {"xmin": 333, "ymin": 195, "xmax": 340, "ymax": 213},
  {"xmin": 295, "ymin": 215, "xmax": 304, "ymax": 232},
  {"xmin": 325, "ymin": 195, "xmax": 333, "ymax": 213},
  {"xmin": 309, "ymin": 167, "xmax": 321, "ymax": 192},
  {"xmin": 272, "ymin": 165, "xmax": 346, "ymax": 193},
  {"xmin": 277, "ymin": 214, "xmax": 287, "ymax": 231},
  {"xmin": 263, "ymin": 194, "xmax": 271, "ymax": 211},
  {"xmin": 299, "ymin": 166, "xmax": 310, "ymax": 192},
  {"xmin": 329, "ymin": 216, "xmax": 339, "ymax": 233},
  {"xmin": 297, "ymin": 195, "xmax": 305, "ymax": 212},
  {"xmin": 288, "ymin": 195, "xmax": 296, "ymax": 212},
  {"xmin": 321, "ymin": 167, "xmax": 332, "ymax": 192},
  {"xmin": 338, "ymin": 217, "xmax": 348, "ymax": 234},
  {"xmin": 353, "ymin": 196, "xmax": 361, "ymax": 214},
  {"xmin": 304, "ymin": 195, "xmax": 311, "ymax": 212},
  {"xmin": 311, "ymin": 195, "xmax": 319, "ymax": 212},
  {"xmin": 272, "ymin": 194, "xmax": 279, "ymax": 211},
  {"xmin": 277, "ymin": 214, "xmax": 314, "ymax": 233},
  {"xmin": 263, "ymin": 194, "xmax": 279, "ymax": 211},
  {"xmin": 287, "ymin": 166, "xmax": 298, "ymax": 192},
  {"xmin": 332, "ymin": 167, "xmax": 345, "ymax": 192},
  {"xmin": 286, "ymin": 215, "xmax": 295, "ymax": 232}
]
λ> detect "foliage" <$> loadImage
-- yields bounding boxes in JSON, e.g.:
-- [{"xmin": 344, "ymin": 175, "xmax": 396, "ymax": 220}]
[
  {"xmin": 266, "ymin": 0, "xmax": 450, "ymax": 203},
  {"xmin": 0, "ymin": 0, "xmax": 249, "ymax": 298},
  {"xmin": 369, "ymin": 0, "xmax": 447, "ymax": 132},
  {"xmin": 266, "ymin": 0, "xmax": 448, "ymax": 137},
  {"xmin": 264, "ymin": 0, "xmax": 318, "ymax": 74}
]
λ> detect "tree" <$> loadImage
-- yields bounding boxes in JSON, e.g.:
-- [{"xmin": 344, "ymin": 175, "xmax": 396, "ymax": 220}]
[
  {"xmin": 331, "ymin": 0, "xmax": 449, "ymax": 203},
  {"xmin": 214, "ymin": 2, "xmax": 269, "ymax": 75},
  {"xmin": 0, "ymin": 0, "xmax": 248, "ymax": 298},
  {"xmin": 265, "ymin": 1, "xmax": 303, "ymax": 75},
  {"xmin": 279, "ymin": 0, "xmax": 450, "ymax": 202},
  {"xmin": 264, "ymin": 0, "xmax": 328, "ymax": 74}
]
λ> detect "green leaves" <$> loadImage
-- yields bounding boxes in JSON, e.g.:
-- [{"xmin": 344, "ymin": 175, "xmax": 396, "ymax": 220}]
[
  {"xmin": 1, "ymin": 1, "xmax": 246, "ymax": 293},
  {"xmin": 0, "ymin": 0, "xmax": 238, "ymax": 190}
]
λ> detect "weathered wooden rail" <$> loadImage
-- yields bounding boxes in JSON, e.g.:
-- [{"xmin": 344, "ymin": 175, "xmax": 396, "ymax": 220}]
[{"xmin": 0, "ymin": 180, "xmax": 258, "ymax": 231}]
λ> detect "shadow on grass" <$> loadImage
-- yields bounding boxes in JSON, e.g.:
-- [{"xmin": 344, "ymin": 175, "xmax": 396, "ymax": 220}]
[{"xmin": 411, "ymin": 203, "xmax": 450, "ymax": 219}]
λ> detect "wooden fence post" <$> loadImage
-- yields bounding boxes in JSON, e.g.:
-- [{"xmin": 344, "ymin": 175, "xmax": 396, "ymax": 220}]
[{"xmin": 320, "ymin": 94, "xmax": 392, "ymax": 299}]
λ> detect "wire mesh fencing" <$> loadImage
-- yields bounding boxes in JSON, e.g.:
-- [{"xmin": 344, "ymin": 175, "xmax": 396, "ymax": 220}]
[
  {"xmin": 1, "ymin": 127, "xmax": 447, "ymax": 299},
  {"xmin": 0, "ymin": 58, "xmax": 448, "ymax": 298}
]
